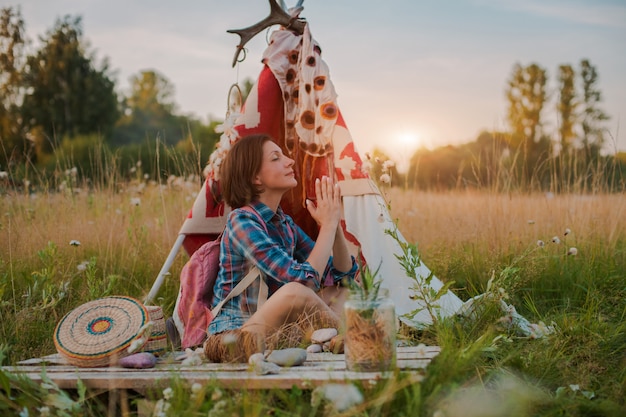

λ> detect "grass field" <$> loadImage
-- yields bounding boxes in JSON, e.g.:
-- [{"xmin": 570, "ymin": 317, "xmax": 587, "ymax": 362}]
[{"xmin": 1, "ymin": 179, "xmax": 625, "ymax": 416}]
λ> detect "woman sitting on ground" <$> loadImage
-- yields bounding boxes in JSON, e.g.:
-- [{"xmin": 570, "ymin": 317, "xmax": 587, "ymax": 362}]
[{"xmin": 204, "ymin": 133, "xmax": 357, "ymax": 362}]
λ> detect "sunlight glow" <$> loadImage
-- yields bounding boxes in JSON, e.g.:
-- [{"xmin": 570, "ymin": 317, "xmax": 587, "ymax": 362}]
[
  {"xmin": 394, "ymin": 131, "xmax": 421, "ymax": 151},
  {"xmin": 384, "ymin": 130, "xmax": 423, "ymax": 173}
]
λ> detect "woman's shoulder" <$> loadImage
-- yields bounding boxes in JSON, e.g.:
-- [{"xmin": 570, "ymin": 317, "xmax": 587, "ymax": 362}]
[
  {"xmin": 228, "ymin": 206, "xmax": 256, "ymax": 221},
  {"xmin": 228, "ymin": 204, "xmax": 268, "ymax": 227}
]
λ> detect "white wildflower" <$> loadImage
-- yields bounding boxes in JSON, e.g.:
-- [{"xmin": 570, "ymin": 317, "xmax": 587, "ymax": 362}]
[
  {"xmin": 190, "ymin": 382, "xmax": 203, "ymax": 401},
  {"xmin": 136, "ymin": 160, "xmax": 142, "ymax": 167},
  {"xmin": 211, "ymin": 388, "xmax": 223, "ymax": 401},
  {"xmin": 207, "ymin": 399, "xmax": 228, "ymax": 417},
  {"xmin": 70, "ymin": 167, "xmax": 77, "ymax": 176},
  {"xmin": 77, "ymin": 261, "xmax": 89, "ymax": 272},
  {"xmin": 162, "ymin": 387, "xmax": 174, "ymax": 401},
  {"xmin": 0, "ymin": 171, "xmax": 8, "ymax": 180},
  {"xmin": 537, "ymin": 240, "xmax": 545, "ymax": 247},
  {"xmin": 567, "ymin": 247, "xmax": 578, "ymax": 256},
  {"xmin": 564, "ymin": 228, "xmax": 571, "ymax": 236},
  {"xmin": 551, "ymin": 236, "xmax": 560, "ymax": 244},
  {"xmin": 153, "ymin": 399, "xmax": 170, "ymax": 417},
  {"xmin": 69, "ymin": 240, "xmax": 81, "ymax": 246},
  {"xmin": 311, "ymin": 383, "xmax": 364, "ymax": 413},
  {"xmin": 129, "ymin": 167, "xmax": 136, "ymax": 174},
  {"xmin": 143, "ymin": 173, "xmax": 149, "ymax": 180},
  {"xmin": 130, "ymin": 197, "xmax": 141, "ymax": 206},
  {"xmin": 382, "ymin": 160, "xmax": 395, "ymax": 170},
  {"xmin": 379, "ymin": 173, "xmax": 391, "ymax": 184},
  {"xmin": 569, "ymin": 384, "xmax": 580, "ymax": 392},
  {"xmin": 361, "ymin": 160, "xmax": 372, "ymax": 172}
]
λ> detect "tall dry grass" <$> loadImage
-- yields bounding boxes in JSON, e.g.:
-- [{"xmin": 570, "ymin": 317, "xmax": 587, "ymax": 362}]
[
  {"xmin": 1, "ymin": 178, "xmax": 625, "ymax": 416},
  {"xmin": 2, "ymin": 181, "xmax": 194, "ymax": 274},
  {"xmin": 387, "ymin": 188, "xmax": 626, "ymax": 304},
  {"xmin": 388, "ymin": 189, "xmax": 625, "ymax": 253}
]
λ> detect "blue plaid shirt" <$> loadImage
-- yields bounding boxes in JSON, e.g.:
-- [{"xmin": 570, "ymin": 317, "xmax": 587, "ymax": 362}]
[{"xmin": 208, "ymin": 201, "xmax": 357, "ymax": 335}]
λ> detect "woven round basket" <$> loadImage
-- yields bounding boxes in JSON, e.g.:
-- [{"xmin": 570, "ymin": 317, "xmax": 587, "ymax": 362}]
[
  {"xmin": 54, "ymin": 296, "xmax": 151, "ymax": 367},
  {"xmin": 141, "ymin": 305, "xmax": 167, "ymax": 356}
]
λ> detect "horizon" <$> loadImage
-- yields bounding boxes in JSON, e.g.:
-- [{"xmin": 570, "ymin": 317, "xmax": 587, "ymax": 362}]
[{"xmin": 6, "ymin": 0, "xmax": 626, "ymax": 160}]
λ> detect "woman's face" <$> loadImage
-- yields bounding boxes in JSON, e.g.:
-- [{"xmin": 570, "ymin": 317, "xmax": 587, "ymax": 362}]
[{"xmin": 254, "ymin": 140, "xmax": 297, "ymax": 193}]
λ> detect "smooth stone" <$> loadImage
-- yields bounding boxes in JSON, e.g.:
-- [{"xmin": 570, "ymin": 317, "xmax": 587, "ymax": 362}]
[
  {"xmin": 306, "ymin": 344, "xmax": 323, "ymax": 353},
  {"xmin": 311, "ymin": 328, "xmax": 338, "ymax": 344},
  {"xmin": 248, "ymin": 352, "xmax": 265, "ymax": 365},
  {"xmin": 181, "ymin": 354, "xmax": 202, "ymax": 366},
  {"xmin": 266, "ymin": 348, "xmax": 307, "ymax": 367},
  {"xmin": 119, "ymin": 352, "xmax": 157, "ymax": 369},
  {"xmin": 181, "ymin": 348, "xmax": 203, "ymax": 366},
  {"xmin": 254, "ymin": 360, "xmax": 281, "ymax": 375}
]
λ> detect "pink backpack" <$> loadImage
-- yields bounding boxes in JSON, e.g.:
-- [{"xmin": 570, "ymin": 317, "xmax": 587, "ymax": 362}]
[{"xmin": 172, "ymin": 206, "xmax": 268, "ymax": 349}]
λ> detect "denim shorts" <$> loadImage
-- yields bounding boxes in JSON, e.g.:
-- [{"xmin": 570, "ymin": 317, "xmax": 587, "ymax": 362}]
[{"xmin": 208, "ymin": 306, "xmax": 251, "ymax": 335}]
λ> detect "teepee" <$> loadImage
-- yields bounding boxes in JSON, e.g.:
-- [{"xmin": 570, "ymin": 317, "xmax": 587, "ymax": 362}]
[{"xmin": 145, "ymin": 1, "xmax": 464, "ymax": 335}]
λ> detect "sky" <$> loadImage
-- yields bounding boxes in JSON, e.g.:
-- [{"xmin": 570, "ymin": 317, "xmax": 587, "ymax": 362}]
[{"xmin": 5, "ymin": 0, "xmax": 626, "ymax": 162}]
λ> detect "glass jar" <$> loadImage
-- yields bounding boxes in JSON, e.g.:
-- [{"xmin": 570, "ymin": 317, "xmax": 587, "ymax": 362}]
[{"xmin": 344, "ymin": 288, "xmax": 396, "ymax": 372}]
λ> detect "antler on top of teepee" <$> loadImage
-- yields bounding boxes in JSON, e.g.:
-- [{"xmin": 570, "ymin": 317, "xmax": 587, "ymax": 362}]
[{"xmin": 227, "ymin": 0, "xmax": 306, "ymax": 67}]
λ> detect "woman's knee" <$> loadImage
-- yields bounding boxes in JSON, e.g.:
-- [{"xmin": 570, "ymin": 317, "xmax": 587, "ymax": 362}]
[
  {"xmin": 277, "ymin": 282, "xmax": 339, "ymax": 313},
  {"xmin": 276, "ymin": 282, "xmax": 318, "ymax": 304}
]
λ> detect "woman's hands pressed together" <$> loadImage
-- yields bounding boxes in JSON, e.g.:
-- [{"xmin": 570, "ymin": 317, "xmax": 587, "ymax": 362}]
[
  {"xmin": 306, "ymin": 176, "xmax": 342, "ymax": 230},
  {"xmin": 304, "ymin": 176, "xmax": 353, "ymax": 279}
]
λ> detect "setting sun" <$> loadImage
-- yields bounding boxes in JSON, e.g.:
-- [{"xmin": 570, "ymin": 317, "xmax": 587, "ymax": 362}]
[
  {"xmin": 396, "ymin": 132, "xmax": 421, "ymax": 149},
  {"xmin": 379, "ymin": 130, "xmax": 424, "ymax": 172}
]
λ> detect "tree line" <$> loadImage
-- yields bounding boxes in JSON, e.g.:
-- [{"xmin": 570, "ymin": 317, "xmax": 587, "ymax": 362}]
[
  {"xmin": 1, "ymin": 8, "xmax": 224, "ymax": 183},
  {"xmin": 380, "ymin": 61, "xmax": 624, "ymax": 192},
  {"xmin": 1, "ymin": 7, "xmax": 623, "ymax": 192}
]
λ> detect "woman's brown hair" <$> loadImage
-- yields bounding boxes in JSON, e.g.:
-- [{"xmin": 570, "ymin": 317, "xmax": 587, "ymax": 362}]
[{"xmin": 220, "ymin": 134, "xmax": 273, "ymax": 208}]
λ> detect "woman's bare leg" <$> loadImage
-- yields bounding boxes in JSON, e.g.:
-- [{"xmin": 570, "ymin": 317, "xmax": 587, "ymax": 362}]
[
  {"xmin": 318, "ymin": 285, "xmax": 349, "ymax": 323},
  {"xmin": 205, "ymin": 282, "xmax": 335, "ymax": 362},
  {"xmin": 242, "ymin": 282, "xmax": 340, "ymax": 338}
]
